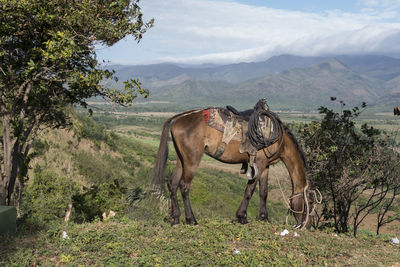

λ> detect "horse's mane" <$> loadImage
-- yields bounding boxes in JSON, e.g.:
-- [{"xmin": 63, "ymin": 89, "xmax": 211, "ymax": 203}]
[
  {"xmin": 285, "ymin": 126, "xmax": 307, "ymax": 168},
  {"xmin": 276, "ymin": 117, "xmax": 307, "ymax": 168}
]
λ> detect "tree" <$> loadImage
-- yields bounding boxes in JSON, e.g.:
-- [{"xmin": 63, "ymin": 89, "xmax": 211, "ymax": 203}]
[
  {"xmin": 0, "ymin": 0, "xmax": 153, "ymax": 205},
  {"xmin": 351, "ymin": 143, "xmax": 400, "ymax": 236},
  {"xmin": 298, "ymin": 99, "xmax": 400, "ymax": 236},
  {"xmin": 375, "ymin": 149, "xmax": 400, "ymax": 235}
]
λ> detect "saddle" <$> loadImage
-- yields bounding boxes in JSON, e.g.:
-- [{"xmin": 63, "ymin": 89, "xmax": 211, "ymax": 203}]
[
  {"xmin": 203, "ymin": 99, "xmax": 281, "ymax": 180},
  {"xmin": 226, "ymin": 105, "xmax": 253, "ymax": 121},
  {"xmin": 226, "ymin": 99, "xmax": 267, "ymax": 121}
]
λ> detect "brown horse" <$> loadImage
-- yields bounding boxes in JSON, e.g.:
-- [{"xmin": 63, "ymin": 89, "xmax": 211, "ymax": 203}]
[
  {"xmin": 151, "ymin": 108, "xmax": 316, "ymax": 228},
  {"xmin": 394, "ymin": 106, "xmax": 400, "ymax": 115}
]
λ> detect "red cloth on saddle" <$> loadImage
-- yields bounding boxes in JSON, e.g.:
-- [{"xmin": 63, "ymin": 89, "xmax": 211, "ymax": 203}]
[{"xmin": 202, "ymin": 109, "xmax": 210, "ymax": 123}]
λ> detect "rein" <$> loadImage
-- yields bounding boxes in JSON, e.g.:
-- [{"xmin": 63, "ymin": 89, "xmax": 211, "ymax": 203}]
[{"xmin": 276, "ymin": 176, "xmax": 322, "ymax": 230}]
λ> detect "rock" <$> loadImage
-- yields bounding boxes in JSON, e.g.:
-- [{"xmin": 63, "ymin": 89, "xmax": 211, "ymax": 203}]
[
  {"xmin": 390, "ymin": 237, "xmax": 399, "ymax": 245},
  {"xmin": 280, "ymin": 229, "xmax": 289, "ymax": 236},
  {"xmin": 62, "ymin": 231, "xmax": 69, "ymax": 240}
]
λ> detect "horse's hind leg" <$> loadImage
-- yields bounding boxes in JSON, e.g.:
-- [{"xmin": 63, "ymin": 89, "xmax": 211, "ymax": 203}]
[
  {"xmin": 179, "ymin": 167, "xmax": 198, "ymax": 225},
  {"xmin": 171, "ymin": 114, "xmax": 204, "ymax": 225},
  {"xmin": 236, "ymin": 178, "xmax": 258, "ymax": 224},
  {"xmin": 258, "ymin": 166, "xmax": 270, "ymax": 221},
  {"xmin": 167, "ymin": 158, "xmax": 183, "ymax": 225}
]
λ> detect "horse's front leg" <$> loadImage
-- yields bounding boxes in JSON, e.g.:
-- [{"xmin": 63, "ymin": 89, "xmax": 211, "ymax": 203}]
[
  {"xmin": 236, "ymin": 177, "xmax": 258, "ymax": 224},
  {"xmin": 258, "ymin": 166, "xmax": 270, "ymax": 221}
]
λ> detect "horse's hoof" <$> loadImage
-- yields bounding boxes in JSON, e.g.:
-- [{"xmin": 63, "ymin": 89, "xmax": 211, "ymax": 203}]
[
  {"xmin": 257, "ymin": 214, "xmax": 269, "ymax": 222},
  {"xmin": 185, "ymin": 218, "xmax": 198, "ymax": 225},
  {"xmin": 169, "ymin": 217, "xmax": 180, "ymax": 226},
  {"xmin": 237, "ymin": 217, "xmax": 248, "ymax": 224}
]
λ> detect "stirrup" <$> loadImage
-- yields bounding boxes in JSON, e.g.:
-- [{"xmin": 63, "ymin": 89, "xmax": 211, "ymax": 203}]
[
  {"xmin": 246, "ymin": 163, "xmax": 259, "ymax": 180},
  {"xmin": 240, "ymin": 163, "xmax": 248, "ymax": 174}
]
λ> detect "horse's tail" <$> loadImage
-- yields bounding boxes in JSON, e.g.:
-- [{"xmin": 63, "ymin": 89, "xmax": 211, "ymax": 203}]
[
  {"xmin": 151, "ymin": 118, "xmax": 173, "ymax": 191},
  {"xmin": 151, "ymin": 109, "xmax": 201, "ymax": 191}
]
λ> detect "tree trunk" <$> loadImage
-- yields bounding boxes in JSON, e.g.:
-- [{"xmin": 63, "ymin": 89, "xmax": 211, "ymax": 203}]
[
  {"xmin": 65, "ymin": 203, "xmax": 73, "ymax": 222},
  {"xmin": 7, "ymin": 142, "xmax": 21, "ymax": 205},
  {"xmin": 1, "ymin": 114, "xmax": 18, "ymax": 205},
  {"xmin": 1, "ymin": 108, "xmax": 38, "ymax": 206},
  {"xmin": 0, "ymin": 181, "xmax": 6, "ymax": 205}
]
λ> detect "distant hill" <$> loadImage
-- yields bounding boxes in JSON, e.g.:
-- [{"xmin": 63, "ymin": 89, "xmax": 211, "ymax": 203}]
[
  {"xmin": 107, "ymin": 54, "xmax": 400, "ymax": 111},
  {"xmin": 336, "ymin": 55, "xmax": 400, "ymax": 81},
  {"xmin": 150, "ymin": 79, "xmax": 233, "ymax": 106},
  {"xmin": 231, "ymin": 59, "xmax": 386, "ymax": 108},
  {"xmin": 108, "ymin": 55, "xmax": 326, "ymax": 85}
]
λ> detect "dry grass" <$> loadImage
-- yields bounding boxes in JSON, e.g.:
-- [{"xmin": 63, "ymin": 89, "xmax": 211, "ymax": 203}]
[{"xmin": 29, "ymin": 127, "xmax": 123, "ymax": 187}]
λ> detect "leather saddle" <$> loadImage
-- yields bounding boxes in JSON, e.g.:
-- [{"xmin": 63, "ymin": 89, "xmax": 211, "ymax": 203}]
[
  {"xmin": 226, "ymin": 105, "xmax": 253, "ymax": 121},
  {"xmin": 226, "ymin": 100, "xmax": 274, "ymax": 180},
  {"xmin": 225, "ymin": 105, "xmax": 256, "ymax": 178}
]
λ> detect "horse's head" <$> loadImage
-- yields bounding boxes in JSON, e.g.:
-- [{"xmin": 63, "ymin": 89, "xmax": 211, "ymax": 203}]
[{"xmin": 290, "ymin": 186, "xmax": 322, "ymax": 229}]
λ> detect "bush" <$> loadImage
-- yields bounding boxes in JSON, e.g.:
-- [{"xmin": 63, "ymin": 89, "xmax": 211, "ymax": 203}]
[
  {"xmin": 31, "ymin": 138, "xmax": 50, "ymax": 156},
  {"xmin": 22, "ymin": 166, "xmax": 79, "ymax": 228},
  {"xmin": 297, "ymin": 100, "xmax": 400, "ymax": 236},
  {"xmin": 74, "ymin": 114, "xmax": 119, "ymax": 150},
  {"xmin": 72, "ymin": 180, "xmax": 128, "ymax": 223}
]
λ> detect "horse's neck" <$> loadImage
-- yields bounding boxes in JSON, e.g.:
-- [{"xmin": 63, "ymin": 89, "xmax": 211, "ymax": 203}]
[{"xmin": 280, "ymin": 132, "xmax": 308, "ymax": 194}]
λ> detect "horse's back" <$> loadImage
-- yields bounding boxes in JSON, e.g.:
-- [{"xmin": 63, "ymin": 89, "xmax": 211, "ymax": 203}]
[{"xmin": 170, "ymin": 111, "xmax": 206, "ymax": 159}]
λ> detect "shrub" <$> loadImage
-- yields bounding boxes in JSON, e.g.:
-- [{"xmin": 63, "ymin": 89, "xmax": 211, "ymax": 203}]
[
  {"xmin": 22, "ymin": 166, "xmax": 79, "ymax": 228},
  {"xmin": 297, "ymin": 100, "xmax": 400, "ymax": 236},
  {"xmin": 72, "ymin": 180, "xmax": 128, "ymax": 223},
  {"xmin": 74, "ymin": 114, "xmax": 119, "ymax": 150}
]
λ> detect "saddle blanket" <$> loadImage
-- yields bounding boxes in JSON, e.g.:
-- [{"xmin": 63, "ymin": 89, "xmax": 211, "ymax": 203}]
[
  {"xmin": 202, "ymin": 108, "xmax": 243, "ymax": 143},
  {"xmin": 202, "ymin": 108, "xmax": 274, "ymax": 146}
]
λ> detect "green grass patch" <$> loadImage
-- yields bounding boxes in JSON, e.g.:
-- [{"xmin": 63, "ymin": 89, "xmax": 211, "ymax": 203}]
[{"xmin": 2, "ymin": 219, "xmax": 400, "ymax": 266}]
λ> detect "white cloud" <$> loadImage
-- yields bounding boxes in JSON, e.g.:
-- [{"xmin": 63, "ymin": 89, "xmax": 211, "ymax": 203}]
[
  {"xmin": 103, "ymin": 0, "xmax": 400, "ymax": 64},
  {"xmin": 358, "ymin": 0, "xmax": 400, "ymax": 8}
]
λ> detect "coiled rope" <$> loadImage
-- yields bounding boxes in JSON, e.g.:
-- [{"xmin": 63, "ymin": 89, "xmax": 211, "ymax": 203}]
[{"xmin": 247, "ymin": 109, "xmax": 281, "ymax": 150}]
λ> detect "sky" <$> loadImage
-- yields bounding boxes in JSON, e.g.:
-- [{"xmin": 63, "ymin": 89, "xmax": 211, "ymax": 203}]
[{"xmin": 96, "ymin": 0, "xmax": 400, "ymax": 65}]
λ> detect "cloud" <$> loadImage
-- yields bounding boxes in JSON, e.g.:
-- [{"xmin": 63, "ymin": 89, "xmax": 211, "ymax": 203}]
[
  {"xmin": 358, "ymin": 0, "xmax": 400, "ymax": 8},
  {"xmin": 104, "ymin": 0, "xmax": 400, "ymax": 64}
]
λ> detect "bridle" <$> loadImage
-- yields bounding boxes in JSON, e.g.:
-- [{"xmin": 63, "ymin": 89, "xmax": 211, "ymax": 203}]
[
  {"xmin": 278, "ymin": 182, "xmax": 322, "ymax": 230},
  {"xmin": 288, "ymin": 185, "xmax": 322, "ymax": 229}
]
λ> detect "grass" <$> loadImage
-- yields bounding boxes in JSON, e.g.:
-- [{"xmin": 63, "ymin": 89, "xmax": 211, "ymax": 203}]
[
  {"xmin": 1, "ymin": 219, "xmax": 399, "ymax": 266},
  {"xmin": 2, "ymin": 110, "xmax": 400, "ymax": 266}
]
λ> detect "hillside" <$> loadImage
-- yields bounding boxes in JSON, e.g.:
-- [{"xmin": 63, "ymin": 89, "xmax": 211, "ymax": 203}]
[
  {"xmin": 337, "ymin": 55, "xmax": 400, "ymax": 81},
  {"xmin": 2, "ymin": 112, "xmax": 400, "ymax": 266},
  {"xmin": 107, "ymin": 55, "xmax": 325, "ymax": 86},
  {"xmin": 231, "ymin": 59, "xmax": 385, "ymax": 108},
  {"xmin": 144, "ymin": 58, "xmax": 387, "ymax": 110}
]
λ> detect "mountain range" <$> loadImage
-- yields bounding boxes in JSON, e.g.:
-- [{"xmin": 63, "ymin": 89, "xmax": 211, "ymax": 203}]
[{"xmin": 107, "ymin": 55, "xmax": 400, "ymax": 111}]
